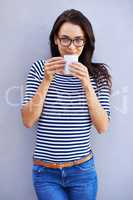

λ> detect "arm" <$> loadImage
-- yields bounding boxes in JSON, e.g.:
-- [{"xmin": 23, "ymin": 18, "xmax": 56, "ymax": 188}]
[
  {"xmin": 83, "ymin": 81, "xmax": 109, "ymax": 134},
  {"xmin": 21, "ymin": 79, "xmax": 50, "ymax": 128},
  {"xmin": 69, "ymin": 62, "xmax": 110, "ymax": 134},
  {"xmin": 21, "ymin": 57, "xmax": 65, "ymax": 128}
]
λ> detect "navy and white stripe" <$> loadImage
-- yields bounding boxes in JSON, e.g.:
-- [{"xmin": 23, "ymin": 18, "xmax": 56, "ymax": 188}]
[{"xmin": 22, "ymin": 60, "xmax": 111, "ymax": 162}]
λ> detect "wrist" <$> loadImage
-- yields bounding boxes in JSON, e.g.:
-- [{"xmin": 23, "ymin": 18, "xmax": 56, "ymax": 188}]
[
  {"xmin": 42, "ymin": 78, "xmax": 51, "ymax": 87},
  {"xmin": 82, "ymin": 78, "xmax": 92, "ymax": 91}
]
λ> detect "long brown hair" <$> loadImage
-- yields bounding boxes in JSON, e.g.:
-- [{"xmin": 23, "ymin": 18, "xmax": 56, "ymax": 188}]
[{"xmin": 49, "ymin": 9, "xmax": 112, "ymax": 92}]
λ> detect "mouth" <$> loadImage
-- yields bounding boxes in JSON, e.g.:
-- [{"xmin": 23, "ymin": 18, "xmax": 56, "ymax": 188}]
[{"xmin": 65, "ymin": 52, "xmax": 78, "ymax": 55}]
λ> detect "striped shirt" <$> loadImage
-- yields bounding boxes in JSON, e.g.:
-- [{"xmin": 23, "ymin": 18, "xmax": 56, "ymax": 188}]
[{"xmin": 22, "ymin": 60, "xmax": 111, "ymax": 163}]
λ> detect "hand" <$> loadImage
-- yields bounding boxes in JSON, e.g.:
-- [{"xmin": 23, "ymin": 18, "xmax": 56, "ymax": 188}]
[
  {"xmin": 44, "ymin": 57, "xmax": 65, "ymax": 82},
  {"xmin": 69, "ymin": 62, "xmax": 91, "ymax": 88}
]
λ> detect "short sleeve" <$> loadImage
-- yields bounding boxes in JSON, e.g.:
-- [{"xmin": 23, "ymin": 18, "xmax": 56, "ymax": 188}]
[
  {"xmin": 22, "ymin": 60, "xmax": 44, "ymax": 106},
  {"xmin": 97, "ymin": 81, "xmax": 111, "ymax": 120}
]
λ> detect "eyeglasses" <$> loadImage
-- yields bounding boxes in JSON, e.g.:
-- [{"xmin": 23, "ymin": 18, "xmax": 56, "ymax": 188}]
[{"xmin": 58, "ymin": 36, "xmax": 86, "ymax": 47}]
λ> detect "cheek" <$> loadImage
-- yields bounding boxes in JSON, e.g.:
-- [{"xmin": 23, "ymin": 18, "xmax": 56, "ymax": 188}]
[
  {"xmin": 78, "ymin": 47, "xmax": 84, "ymax": 55},
  {"xmin": 58, "ymin": 45, "xmax": 66, "ymax": 55}
]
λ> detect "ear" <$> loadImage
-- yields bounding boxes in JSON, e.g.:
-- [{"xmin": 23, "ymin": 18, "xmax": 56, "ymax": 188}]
[{"xmin": 54, "ymin": 35, "xmax": 58, "ymax": 45}]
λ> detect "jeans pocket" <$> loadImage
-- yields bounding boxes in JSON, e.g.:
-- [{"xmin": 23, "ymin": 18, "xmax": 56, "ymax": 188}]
[
  {"xmin": 32, "ymin": 165, "xmax": 46, "ymax": 174},
  {"xmin": 75, "ymin": 158, "xmax": 95, "ymax": 172}
]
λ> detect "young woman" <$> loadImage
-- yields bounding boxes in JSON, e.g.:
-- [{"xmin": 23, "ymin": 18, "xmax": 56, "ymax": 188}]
[{"xmin": 21, "ymin": 9, "xmax": 112, "ymax": 200}]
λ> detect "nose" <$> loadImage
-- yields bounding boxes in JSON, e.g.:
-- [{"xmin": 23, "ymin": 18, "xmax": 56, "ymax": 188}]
[{"xmin": 68, "ymin": 42, "xmax": 76, "ymax": 50}]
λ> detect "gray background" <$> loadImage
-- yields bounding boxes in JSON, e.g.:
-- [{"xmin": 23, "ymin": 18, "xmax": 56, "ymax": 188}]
[{"xmin": 0, "ymin": 0, "xmax": 132, "ymax": 199}]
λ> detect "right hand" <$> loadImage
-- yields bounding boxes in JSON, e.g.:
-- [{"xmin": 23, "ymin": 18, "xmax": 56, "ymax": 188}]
[{"xmin": 44, "ymin": 57, "xmax": 65, "ymax": 82}]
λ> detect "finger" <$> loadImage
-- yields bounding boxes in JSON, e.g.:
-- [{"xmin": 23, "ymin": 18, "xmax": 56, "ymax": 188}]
[
  {"xmin": 69, "ymin": 70, "xmax": 82, "ymax": 79},
  {"xmin": 69, "ymin": 63, "xmax": 81, "ymax": 70},
  {"xmin": 50, "ymin": 65, "xmax": 64, "ymax": 71},
  {"xmin": 46, "ymin": 64, "xmax": 64, "ymax": 72},
  {"xmin": 55, "ymin": 69, "xmax": 64, "ymax": 74},
  {"xmin": 46, "ymin": 57, "xmax": 64, "ymax": 63},
  {"xmin": 45, "ymin": 60, "xmax": 65, "ymax": 67},
  {"xmin": 45, "ymin": 60, "xmax": 65, "ymax": 70},
  {"xmin": 45, "ymin": 60, "xmax": 65, "ymax": 71},
  {"xmin": 69, "ymin": 67, "xmax": 85, "ymax": 76},
  {"xmin": 70, "ymin": 63, "xmax": 86, "ymax": 72},
  {"xmin": 69, "ymin": 62, "xmax": 80, "ymax": 66},
  {"xmin": 47, "ymin": 67, "xmax": 64, "ymax": 76}
]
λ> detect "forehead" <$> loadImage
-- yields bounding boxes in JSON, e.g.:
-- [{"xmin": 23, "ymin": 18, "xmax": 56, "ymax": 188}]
[{"xmin": 58, "ymin": 22, "xmax": 84, "ymax": 37}]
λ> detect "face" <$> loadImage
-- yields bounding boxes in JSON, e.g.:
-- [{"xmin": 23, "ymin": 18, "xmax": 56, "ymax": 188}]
[{"xmin": 54, "ymin": 22, "xmax": 85, "ymax": 57}]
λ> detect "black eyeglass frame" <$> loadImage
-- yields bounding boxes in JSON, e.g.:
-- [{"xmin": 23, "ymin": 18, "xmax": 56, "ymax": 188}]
[{"xmin": 57, "ymin": 36, "xmax": 86, "ymax": 47}]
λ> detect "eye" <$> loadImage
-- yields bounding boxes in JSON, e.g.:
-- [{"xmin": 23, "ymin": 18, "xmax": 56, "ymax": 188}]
[
  {"xmin": 61, "ymin": 38, "xmax": 70, "ymax": 43},
  {"xmin": 75, "ymin": 38, "xmax": 84, "ymax": 43}
]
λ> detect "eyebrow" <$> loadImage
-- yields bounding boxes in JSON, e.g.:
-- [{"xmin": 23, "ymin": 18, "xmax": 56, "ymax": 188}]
[{"xmin": 59, "ymin": 35, "xmax": 84, "ymax": 39}]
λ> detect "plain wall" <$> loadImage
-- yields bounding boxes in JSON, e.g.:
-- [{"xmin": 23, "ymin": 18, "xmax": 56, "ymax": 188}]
[{"xmin": 0, "ymin": 0, "xmax": 133, "ymax": 199}]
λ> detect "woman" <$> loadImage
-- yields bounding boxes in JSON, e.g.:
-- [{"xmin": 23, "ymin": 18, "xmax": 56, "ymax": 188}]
[{"xmin": 21, "ymin": 9, "xmax": 112, "ymax": 200}]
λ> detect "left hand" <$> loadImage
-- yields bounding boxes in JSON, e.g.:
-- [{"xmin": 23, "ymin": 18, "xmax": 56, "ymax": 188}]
[{"xmin": 69, "ymin": 62, "xmax": 91, "ymax": 88}]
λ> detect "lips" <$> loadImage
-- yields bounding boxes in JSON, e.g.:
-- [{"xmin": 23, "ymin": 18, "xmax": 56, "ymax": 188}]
[{"xmin": 65, "ymin": 53, "xmax": 77, "ymax": 55}]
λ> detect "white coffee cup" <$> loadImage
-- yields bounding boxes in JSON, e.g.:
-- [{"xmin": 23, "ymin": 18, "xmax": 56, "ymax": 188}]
[{"xmin": 64, "ymin": 55, "xmax": 78, "ymax": 75}]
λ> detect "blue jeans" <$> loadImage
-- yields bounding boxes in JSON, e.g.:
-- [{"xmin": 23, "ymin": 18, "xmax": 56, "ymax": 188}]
[{"xmin": 32, "ymin": 158, "xmax": 98, "ymax": 200}]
